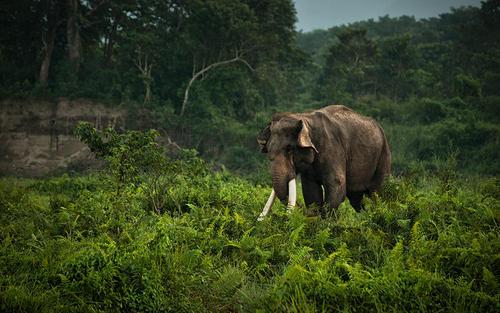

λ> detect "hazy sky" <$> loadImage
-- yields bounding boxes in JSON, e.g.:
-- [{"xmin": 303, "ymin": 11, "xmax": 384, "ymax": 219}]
[{"xmin": 294, "ymin": 0, "xmax": 483, "ymax": 32}]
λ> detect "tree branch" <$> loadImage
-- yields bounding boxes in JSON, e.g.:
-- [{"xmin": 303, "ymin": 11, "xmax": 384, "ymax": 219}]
[{"xmin": 180, "ymin": 52, "xmax": 255, "ymax": 116}]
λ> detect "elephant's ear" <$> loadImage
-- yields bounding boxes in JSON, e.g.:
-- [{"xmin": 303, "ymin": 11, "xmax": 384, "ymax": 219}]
[
  {"xmin": 257, "ymin": 124, "xmax": 271, "ymax": 153},
  {"xmin": 297, "ymin": 120, "xmax": 318, "ymax": 153}
]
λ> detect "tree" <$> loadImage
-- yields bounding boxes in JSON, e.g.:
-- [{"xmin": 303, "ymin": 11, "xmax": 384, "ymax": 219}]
[
  {"xmin": 39, "ymin": 1, "xmax": 65, "ymax": 84},
  {"xmin": 316, "ymin": 28, "xmax": 376, "ymax": 103},
  {"xmin": 98, "ymin": 0, "xmax": 185, "ymax": 103},
  {"xmin": 66, "ymin": 0, "xmax": 81, "ymax": 71},
  {"xmin": 480, "ymin": 0, "xmax": 500, "ymax": 49},
  {"xmin": 135, "ymin": 48, "xmax": 154, "ymax": 104},
  {"xmin": 65, "ymin": 0, "xmax": 109, "ymax": 73},
  {"xmin": 177, "ymin": 0, "xmax": 259, "ymax": 116},
  {"xmin": 375, "ymin": 34, "xmax": 415, "ymax": 100},
  {"xmin": 0, "ymin": 0, "xmax": 47, "ymax": 86}
]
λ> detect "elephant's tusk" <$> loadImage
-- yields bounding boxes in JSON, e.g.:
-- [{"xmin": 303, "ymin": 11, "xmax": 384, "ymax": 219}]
[
  {"xmin": 287, "ymin": 178, "xmax": 297, "ymax": 213},
  {"xmin": 257, "ymin": 189, "xmax": 276, "ymax": 221},
  {"xmin": 258, "ymin": 178, "xmax": 297, "ymax": 221}
]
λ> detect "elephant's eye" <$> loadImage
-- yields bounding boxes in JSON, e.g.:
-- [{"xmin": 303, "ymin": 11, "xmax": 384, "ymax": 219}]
[{"xmin": 285, "ymin": 144, "xmax": 293, "ymax": 152}]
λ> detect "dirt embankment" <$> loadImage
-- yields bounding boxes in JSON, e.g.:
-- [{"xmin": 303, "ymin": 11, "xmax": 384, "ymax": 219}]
[{"xmin": 0, "ymin": 98, "xmax": 129, "ymax": 176}]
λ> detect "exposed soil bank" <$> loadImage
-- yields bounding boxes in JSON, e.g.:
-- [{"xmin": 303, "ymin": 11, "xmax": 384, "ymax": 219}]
[{"xmin": 0, "ymin": 98, "xmax": 127, "ymax": 176}]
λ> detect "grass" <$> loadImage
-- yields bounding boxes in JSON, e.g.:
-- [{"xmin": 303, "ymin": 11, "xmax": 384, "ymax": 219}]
[{"xmin": 0, "ymin": 155, "xmax": 499, "ymax": 312}]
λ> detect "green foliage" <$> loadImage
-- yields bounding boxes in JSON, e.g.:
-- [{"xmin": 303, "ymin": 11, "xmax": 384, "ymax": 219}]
[
  {"xmin": 74, "ymin": 122, "xmax": 166, "ymax": 191},
  {"xmin": 0, "ymin": 0, "xmax": 299, "ymax": 111},
  {"xmin": 1, "ymin": 158, "xmax": 499, "ymax": 311},
  {"xmin": 344, "ymin": 95, "xmax": 500, "ymax": 175}
]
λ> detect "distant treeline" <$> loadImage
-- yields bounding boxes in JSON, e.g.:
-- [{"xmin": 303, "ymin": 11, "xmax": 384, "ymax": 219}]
[{"xmin": 299, "ymin": 3, "xmax": 500, "ymax": 102}]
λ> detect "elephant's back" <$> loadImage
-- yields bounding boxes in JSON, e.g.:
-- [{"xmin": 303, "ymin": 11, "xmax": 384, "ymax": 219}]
[
  {"xmin": 314, "ymin": 105, "xmax": 382, "ymax": 138},
  {"xmin": 316, "ymin": 105, "xmax": 355, "ymax": 117}
]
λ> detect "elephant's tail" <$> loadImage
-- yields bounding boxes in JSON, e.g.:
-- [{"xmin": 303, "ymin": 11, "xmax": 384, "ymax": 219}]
[{"xmin": 371, "ymin": 124, "xmax": 392, "ymax": 192}]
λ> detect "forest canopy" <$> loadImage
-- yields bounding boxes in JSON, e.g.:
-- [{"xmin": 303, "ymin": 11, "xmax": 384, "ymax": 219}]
[
  {"xmin": 0, "ymin": 0, "xmax": 299, "ymax": 113},
  {"xmin": 0, "ymin": 0, "xmax": 499, "ymax": 175}
]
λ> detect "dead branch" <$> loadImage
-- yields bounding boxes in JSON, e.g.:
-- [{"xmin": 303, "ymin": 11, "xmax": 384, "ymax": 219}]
[{"xmin": 180, "ymin": 50, "xmax": 254, "ymax": 116}]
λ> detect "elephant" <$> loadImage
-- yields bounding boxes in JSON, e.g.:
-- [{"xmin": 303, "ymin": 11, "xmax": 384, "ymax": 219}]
[{"xmin": 257, "ymin": 105, "xmax": 391, "ymax": 220}]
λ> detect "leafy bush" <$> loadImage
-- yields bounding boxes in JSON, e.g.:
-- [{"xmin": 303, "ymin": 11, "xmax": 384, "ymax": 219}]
[{"xmin": 74, "ymin": 123, "xmax": 169, "ymax": 195}]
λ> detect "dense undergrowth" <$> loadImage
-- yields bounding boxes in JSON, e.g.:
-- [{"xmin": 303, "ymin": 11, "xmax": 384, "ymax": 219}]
[{"xmin": 1, "ymin": 144, "xmax": 499, "ymax": 312}]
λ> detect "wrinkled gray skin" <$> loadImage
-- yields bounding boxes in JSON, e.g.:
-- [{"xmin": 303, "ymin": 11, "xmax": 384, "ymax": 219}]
[{"xmin": 258, "ymin": 105, "xmax": 391, "ymax": 215}]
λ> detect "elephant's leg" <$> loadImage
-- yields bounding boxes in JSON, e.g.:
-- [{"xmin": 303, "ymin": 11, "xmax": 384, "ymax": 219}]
[
  {"xmin": 301, "ymin": 176, "xmax": 323, "ymax": 215},
  {"xmin": 323, "ymin": 172, "xmax": 346, "ymax": 218},
  {"xmin": 347, "ymin": 191, "xmax": 365, "ymax": 212}
]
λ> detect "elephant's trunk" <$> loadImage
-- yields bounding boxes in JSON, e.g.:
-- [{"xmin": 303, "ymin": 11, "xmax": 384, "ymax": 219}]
[
  {"xmin": 271, "ymin": 154, "xmax": 295, "ymax": 203},
  {"xmin": 257, "ymin": 153, "xmax": 297, "ymax": 221}
]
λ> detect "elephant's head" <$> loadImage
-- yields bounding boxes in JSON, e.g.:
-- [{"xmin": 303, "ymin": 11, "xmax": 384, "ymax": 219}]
[{"xmin": 257, "ymin": 114, "xmax": 318, "ymax": 205}]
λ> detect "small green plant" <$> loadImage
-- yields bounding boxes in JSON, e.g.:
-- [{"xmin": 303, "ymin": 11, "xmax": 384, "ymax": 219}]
[{"xmin": 74, "ymin": 122, "xmax": 166, "ymax": 193}]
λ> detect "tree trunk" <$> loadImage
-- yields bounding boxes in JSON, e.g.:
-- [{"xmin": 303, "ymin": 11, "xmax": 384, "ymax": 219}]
[
  {"xmin": 67, "ymin": 0, "xmax": 81, "ymax": 72},
  {"xmin": 39, "ymin": 0, "xmax": 62, "ymax": 84},
  {"xmin": 103, "ymin": 23, "xmax": 117, "ymax": 67},
  {"xmin": 104, "ymin": 12, "xmax": 120, "ymax": 67},
  {"xmin": 144, "ymin": 78, "xmax": 152, "ymax": 104},
  {"xmin": 39, "ymin": 25, "xmax": 56, "ymax": 83},
  {"xmin": 135, "ymin": 50, "xmax": 154, "ymax": 104}
]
